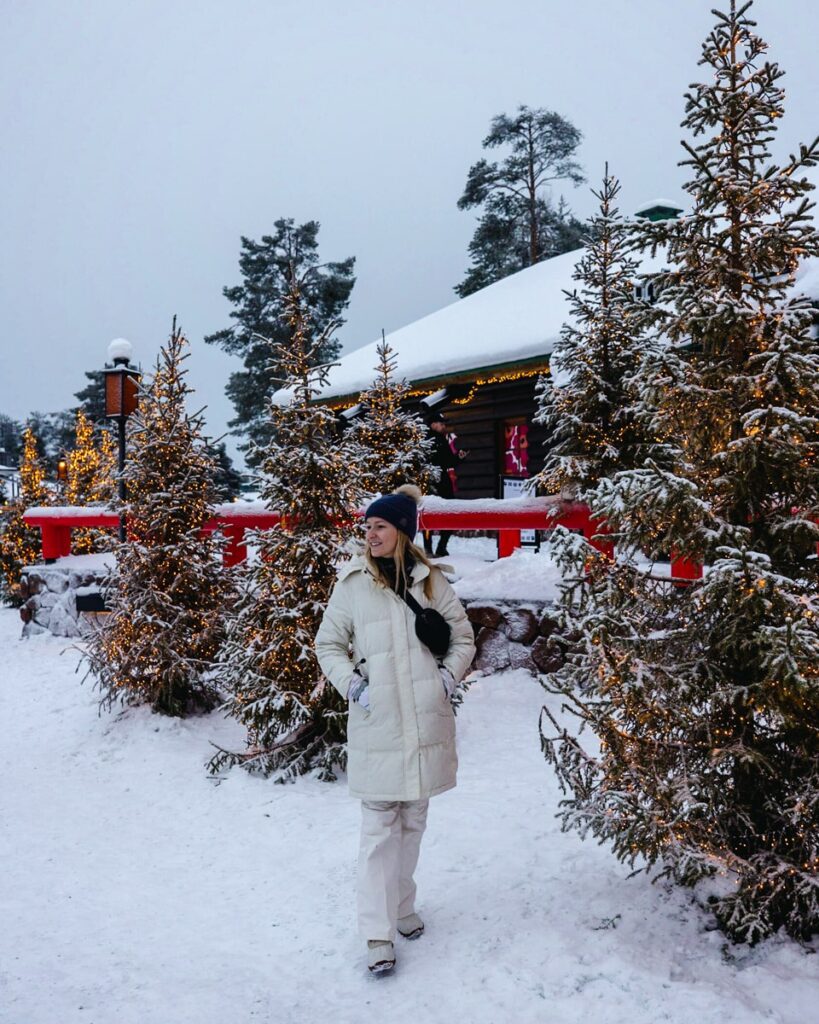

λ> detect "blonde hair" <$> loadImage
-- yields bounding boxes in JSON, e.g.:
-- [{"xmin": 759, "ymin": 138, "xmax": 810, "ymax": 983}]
[{"xmin": 365, "ymin": 529, "xmax": 436, "ymax": 599}]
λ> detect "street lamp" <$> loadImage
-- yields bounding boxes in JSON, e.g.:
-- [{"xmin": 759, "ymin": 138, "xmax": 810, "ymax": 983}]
[
  {"xmin": 103, "ymin": 338, "xmax": 140, "ymax": 542},
  {"xmin": 56, "ymin": 459, "xmax": 68, "ymax": 486}
]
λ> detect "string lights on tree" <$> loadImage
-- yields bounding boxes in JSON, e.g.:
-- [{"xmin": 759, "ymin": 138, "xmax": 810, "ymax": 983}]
[
  {"xmin": 0, "ymin": 427, "xmax": 50, "ymax": 605},
  {"xmin": 540, "ymin": 0, "xmax": 819, "ymax": 944},
  {"xmin": 210, "ymin": 267, "xmax": 367, "ymax": 780},
  {"xmin": 83, "ymin": 321, "xmax": 230, "ymax": 716},
  {"xmin": 531, "ymin": 165, "xmax": 655, "ymax": 497},
  {"xmin": 347, "ymin": 336, "xmax": 435, "ymax": 497},
  {"xmin": 64, "ymin": 408, "xmax": 116, "ymax": 554}
]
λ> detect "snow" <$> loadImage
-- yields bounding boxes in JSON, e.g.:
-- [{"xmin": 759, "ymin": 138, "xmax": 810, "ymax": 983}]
[
  {"xmin": 107, "ymin": 337, "xmax": 133, "ymax": 363},
  {"xmin": 28, "ymin": 552, "xmax": 114, "ymax": 571},
  {"xmin": 210, "ymin": 499, "xmax": 271, "ymax": 517},
  {"xmin": 634, "ymin": 198, "xmax": 685, "ymax": 214},
  {"xmin": 453, "ymin": 547, "xmax": 562, "ymax": 603},
  {"xmin": 279, "ymin": 240, "xmax": 819, "ymax": 406},
  {"xmin": 793, "ymin": 255, "xmax": 819, "ymax": 304},
  {"xmin": 420, "ymin": 494, "xmax": 558, "ymax": 516},
  {"xmin": 24, "ymin": 505, "xmax": 116, "ymax": 519},
  {"xmin": 3, "ymin": 607, "xmax": 817, "ymax": 1024},
  {"xmin": 280, "ymin": 248, "xmax": 671, "ymax": 403}
]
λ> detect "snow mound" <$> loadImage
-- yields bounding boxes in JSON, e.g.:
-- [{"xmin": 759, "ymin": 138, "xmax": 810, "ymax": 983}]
[{"xmin": 454, "ymin": 547, "xmax": 561, "ymax": 602}]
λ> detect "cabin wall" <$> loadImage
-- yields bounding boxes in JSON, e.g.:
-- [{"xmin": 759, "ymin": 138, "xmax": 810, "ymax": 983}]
[{"xmin": 408, "ymin": 376, "xmax": 547, "ymax": 499}]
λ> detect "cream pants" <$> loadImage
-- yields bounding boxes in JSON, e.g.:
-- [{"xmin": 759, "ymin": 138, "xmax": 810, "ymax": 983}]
[{"xmin": 357, "ymin": 798, "xmax": 430, "ymax": 941}]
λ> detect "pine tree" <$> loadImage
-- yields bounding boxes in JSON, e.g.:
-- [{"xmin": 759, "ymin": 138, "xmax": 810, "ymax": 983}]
[
  {"xmin": 455, "ymin": 106, "xmax": 586, "ymax": 297},
  {"xmin": 64, "ymin": 409, "xmax": 116, "ymax": 554},
  {"xmin": 0, "ymin": 414, "xmax": 22, "ymax": 467},
  {"xmin": 207, "ymin": 440, "xmax": 245, "ymax": 502},
  {"xmin": 23, "ymin": 410, "xmax": 73, "ymax": 471},
  {"xmin": 205, "ymin": 219, "xmax": 355, "ymax": 462},
  {"xmin": 83, "ymin": 322, "xmax": 229, "ymax": 716},
  {"xmin": 0, "ymin": 428, "xmax": 50, "ymax": 604},
  {"xmin": 531, "ymin": 168, "xmax": 653, "ymax": 496},
  {"xmin": 74, "ymin": 369, "xmax": 108, "ymax": 424},
  {"xmin": 541, "ymin": 0, "xmax": 819, "ymax": 943},
  {"xmin": 210, "ymin": 269, "xmax": 366, "ymax": 780},
  {"xmin": 347, "ymin": 337, "xmax": 435, "ymax": 498}
]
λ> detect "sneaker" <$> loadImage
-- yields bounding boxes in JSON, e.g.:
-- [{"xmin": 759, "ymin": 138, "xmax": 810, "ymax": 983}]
[
  {"xmin": 367, "ymin": 940, "xmax": 396, "ymax": 974},
  {"xmin": 397, "ymin": 913, "xmax": 424, "ymax": 939}
]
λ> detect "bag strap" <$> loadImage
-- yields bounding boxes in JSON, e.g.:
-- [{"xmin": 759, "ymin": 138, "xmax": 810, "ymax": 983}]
[{"xmin": 399, "ymin": 587, "xmax": 424, "ymax": 617}]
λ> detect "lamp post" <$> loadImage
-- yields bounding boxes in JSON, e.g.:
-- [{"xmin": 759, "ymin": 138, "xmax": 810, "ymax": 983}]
[
  {"xmin": 103, "ymin": 338, "xmax": 140, "ymax": 542},
  {"xmin": 56, "ymin": 458, "xmax": 68, "ymax": 494}
]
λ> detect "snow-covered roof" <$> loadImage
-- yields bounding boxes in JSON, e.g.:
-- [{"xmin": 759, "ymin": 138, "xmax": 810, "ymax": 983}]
[
  {"xmin": 635, "ymin": 198, "xmax": 685, "ymax": 215},
  {"xmin": 312, "ymin": 248, "xmax": 669, "ymax": 404},
  {"xmin": 307, "ymin": 244, "xmax": 819, "ymax": 406}
]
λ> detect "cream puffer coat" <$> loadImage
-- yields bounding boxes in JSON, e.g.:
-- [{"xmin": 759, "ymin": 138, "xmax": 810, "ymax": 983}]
[{"xmin": 315, "ymin": 554, "xmax": 476, "ymax": 801}]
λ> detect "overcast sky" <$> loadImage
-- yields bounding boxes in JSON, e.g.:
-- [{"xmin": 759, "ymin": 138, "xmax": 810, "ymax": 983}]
[{"xmin": 1, "ymin": 0, "xmax": 816, "ymax": 464}]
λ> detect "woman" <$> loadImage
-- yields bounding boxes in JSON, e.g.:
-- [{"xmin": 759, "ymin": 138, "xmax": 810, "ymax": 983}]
[{"xmin": 315, "ymin": 484, "xmax": 475, "ymax": 975}]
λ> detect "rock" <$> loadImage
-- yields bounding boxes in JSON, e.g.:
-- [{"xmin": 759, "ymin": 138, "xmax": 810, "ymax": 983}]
[
  {"xmin": 18, "ymin": 576, "xmax": 30, "ymax": 600},
  {"xmin": 538, "ymin": 612, "xmax": 559, "ymax": 638},
  {"xmin": 44, "ymin": 570, "xmax": 69, "ymax": 594},
  {"xmin": 37, "ymin": 591, "xmax": 59, "ymax": 609},
  {"xmin": 531, "ymin": 635, "xmax": 564, "ymax": 675},
  {"xmin": 466, "ymin": 603, "xmax": 504, "ymax": 630},
  {"xmin": 508, "ymin": 642, "xmax": 535, "ymax": 673},
  {"xmin": 23, "ymin": 572, "xmax": 44, "ymax": 596},
  {"xmin": 475, "ymin": 626, "xmax": 510, "ymax": 673},
  {"xmin": 503, "ymin": 608, "xmax": 538, "ymax": 644},
  {"xmin": 22, "ymin": 619, "xmax": 48, "ymax": 637},
  {"xmin": 49, "ymin": 598, "xmax": 82, "ymax": 638},
  {"xmin": 19, "ymin": 605, "xmax": 32, "ymax": 624}
]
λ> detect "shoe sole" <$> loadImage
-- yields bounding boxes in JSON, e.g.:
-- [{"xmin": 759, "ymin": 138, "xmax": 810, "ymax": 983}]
[
  {"xmin": 368, "ymin": 960, "xmax": 396, "ymax": 974},
  {"xmin": 397, "ymin": 926, "xmax": 424, "ymax": 940}
]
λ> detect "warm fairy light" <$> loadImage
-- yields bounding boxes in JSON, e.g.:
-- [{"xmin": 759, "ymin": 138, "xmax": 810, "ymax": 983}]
[
  {"xmin": 537, "ymin": 0, "xmax": 819, "ymax": 947},
  {"xmin": 332, "ymin": 364, "xmax": 549, "ymax": 413},
  {"xmin": 0, "ymin": 427, "xmax": 50, "ymax": 603},
  {"xmin": 84, "ymin": 321, "xmax": 229, "ymax": 717},
  {"xmin": 64, "ymin": 409, "xmax": 117, "ymax": 554},
  {"xmin": 347, "ymin": 337, "xmax": 435, "ymax": 495},
  {"xmin": 208, "ymin": 272, "xmax": 366, "ymax": 780}
]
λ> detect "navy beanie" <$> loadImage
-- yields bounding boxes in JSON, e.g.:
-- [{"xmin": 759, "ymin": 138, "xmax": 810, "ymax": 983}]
[{"xmin": 365, "ymin": 490, "xmax": 418, "ymax": 538}]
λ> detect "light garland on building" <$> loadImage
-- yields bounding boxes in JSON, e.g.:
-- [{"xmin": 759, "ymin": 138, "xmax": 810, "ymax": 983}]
[{"xmin": 332, "ymin": 363, "xmax": 550, "ymax": 412}]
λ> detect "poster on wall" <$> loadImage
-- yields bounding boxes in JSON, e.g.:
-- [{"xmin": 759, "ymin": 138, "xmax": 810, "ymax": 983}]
[{"xmin": 501, "ymin": 475, "xmax": 537, "ymax": 547}]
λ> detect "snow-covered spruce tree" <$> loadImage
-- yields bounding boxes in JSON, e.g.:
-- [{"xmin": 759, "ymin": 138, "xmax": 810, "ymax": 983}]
[
  {"xmin": 65, "ymin": 408, "xmax": 116, "ymax": 554},
  {"xmin": 347, "ymin": 336, "xmax": 436, "ymax": 498},
  {"xmin": 83, "ymin": 322, "xmax": 229, "ymax": 716},
  {"xmin": 0, "ymin": 427, "xmax": 50, "ymax": 605},
  {"xmin": 540, "ymin": 0, "xmax": 819, "ymax": 943},
  {"xmin": 531, "ymin": 167, "xmax": 653, "ymax": 497},
  {"xmin": 209, "ymin": 269, "xmax": 366, "ymax": 781}
]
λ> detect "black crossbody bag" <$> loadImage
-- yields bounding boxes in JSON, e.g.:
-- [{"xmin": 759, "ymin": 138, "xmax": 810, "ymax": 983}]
[{"xmin": 400, "ymin": 589, "xmax": 451, "ymax": 658}]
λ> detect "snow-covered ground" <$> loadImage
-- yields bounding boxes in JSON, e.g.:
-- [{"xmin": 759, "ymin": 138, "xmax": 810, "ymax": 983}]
[{"xmin": 2, "ymin": 607, "xmax": 817, "ymax": 1024}]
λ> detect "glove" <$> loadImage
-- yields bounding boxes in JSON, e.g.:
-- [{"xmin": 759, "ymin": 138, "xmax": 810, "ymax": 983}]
[
  {"xmin": 347, "ymin": 671, "xmax": 370, "ymax": 711},
  {"xmin": 439, "ymin": 666, "xmax": 457, "ymax": 700}
]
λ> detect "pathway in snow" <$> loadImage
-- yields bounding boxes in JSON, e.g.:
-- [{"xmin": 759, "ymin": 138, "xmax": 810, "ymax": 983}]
[{"xmin": 1, "ymin": 608, "xmax": 816, "ymax": 1024}]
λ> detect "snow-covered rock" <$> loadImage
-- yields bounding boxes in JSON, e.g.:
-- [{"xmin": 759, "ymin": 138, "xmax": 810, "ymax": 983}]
[{"xmin": 19, "ymin": 558, "xmax": 113, "ymax": 638}]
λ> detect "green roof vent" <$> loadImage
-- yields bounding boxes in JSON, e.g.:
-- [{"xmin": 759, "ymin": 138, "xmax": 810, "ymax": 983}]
[{"xmin": 634, "ymin": 198, "xmax": 684, "ymax": 222}]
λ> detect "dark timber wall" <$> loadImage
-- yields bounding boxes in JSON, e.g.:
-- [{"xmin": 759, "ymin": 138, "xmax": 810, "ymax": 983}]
[{"xmin": 408, "ymin": 376, "xmax": 548, "ymax": 499}]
